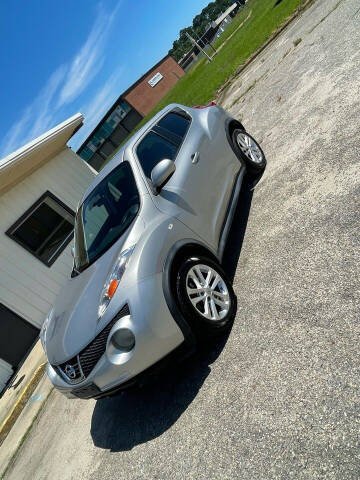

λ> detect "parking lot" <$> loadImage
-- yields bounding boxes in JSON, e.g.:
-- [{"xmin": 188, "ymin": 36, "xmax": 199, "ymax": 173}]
[{"xmin": 4, "ymin": 0, "xmax": 360, "ymax": 478}]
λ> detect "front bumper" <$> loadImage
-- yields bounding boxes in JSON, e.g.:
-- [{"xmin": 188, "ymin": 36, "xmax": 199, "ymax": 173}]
[{"xmin": 47, "ymin": 273, "xmax": 185, "ymax": 399}]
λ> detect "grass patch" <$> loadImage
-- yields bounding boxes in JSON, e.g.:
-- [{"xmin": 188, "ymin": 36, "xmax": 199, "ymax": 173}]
[
  {"xmin": 230, "ymin": 94, "xmax": 242, "ymax": 108},
  {"xmin": 282, "ymin": 48, "xmax": 292, "ymax": 59},
  {"xmin": 293, "ymin": 37, "xmax": 302, "ymax": 46},
  {"xmin": 213, "ymin": 10, "xmax": 252, "ymax": 53},
  {"xmin": 229, "ymin": 66, "xmax": 270, "ymax": 108},
  {"xmin": 187, "ymin": 56, "xmax": 207, "ymax": 75},
  {"xmin": 103, "ymin": 0, "xmax": 312, "ymax": 167},
  {"xmin": 230, "ymin": 79, "xmax": 258, "ymax": 107}
]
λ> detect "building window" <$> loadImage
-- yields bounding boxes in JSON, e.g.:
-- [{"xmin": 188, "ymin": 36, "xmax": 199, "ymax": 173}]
[
  {"xmin": 77, "ymin": 100, "xmax": 134, "ymax": 165},
  {"xmin": 6, "ymin": 191, "xmax": 75, "ymax": 267}
]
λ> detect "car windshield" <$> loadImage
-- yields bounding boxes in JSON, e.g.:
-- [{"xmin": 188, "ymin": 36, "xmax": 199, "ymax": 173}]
[{"xmin": 74, "ymin": 161, "xmax": 140, "ymax": 271}]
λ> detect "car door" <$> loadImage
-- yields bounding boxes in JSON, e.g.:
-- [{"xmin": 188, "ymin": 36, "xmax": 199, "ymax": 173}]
[{"xmin": 135, "ymin": 108, "xmax": 238, "ymax": 249}]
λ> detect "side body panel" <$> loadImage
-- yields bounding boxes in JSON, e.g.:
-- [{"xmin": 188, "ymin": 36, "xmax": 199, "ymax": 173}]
[{"xmin": 129, "ymin": 105, "xmax": 242, "ymax": 252}]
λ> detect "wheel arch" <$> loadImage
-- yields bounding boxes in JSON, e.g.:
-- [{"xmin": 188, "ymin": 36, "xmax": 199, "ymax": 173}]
[
  {"xmin": 225, "ymin": 118, "xmax": 246, "ymax": 158},
  {"xmin": 162, "ymin": 239, "xmax": 219, "ymax": 350}
]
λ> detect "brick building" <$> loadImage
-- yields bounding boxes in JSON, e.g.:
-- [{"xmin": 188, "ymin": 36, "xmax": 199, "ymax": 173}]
[
  {"xmin": 123, "ymin": 55, "xmax": 185, "ymax": 117},
  {"xmin": 77, "ymin": 55, "xmax": 185, "ymax": 170}
]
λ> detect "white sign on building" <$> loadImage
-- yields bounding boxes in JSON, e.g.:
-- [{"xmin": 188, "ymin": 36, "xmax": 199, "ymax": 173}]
[{"xmin": 148, "ymin": 72, "xmax": 163, "ymax": 87}]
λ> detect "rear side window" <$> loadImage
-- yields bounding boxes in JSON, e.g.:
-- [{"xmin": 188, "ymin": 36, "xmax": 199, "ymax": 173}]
[
  {"xmin": 156, "ymin": 112, "xmax": 190, "ymax": 140},
  {"xmin": 136, "ymin": 132, "xmax": 178, "ymax": 178},
  {"xmin": 136, "ymin": 110, "xmax": 191, "ymax": 179}
]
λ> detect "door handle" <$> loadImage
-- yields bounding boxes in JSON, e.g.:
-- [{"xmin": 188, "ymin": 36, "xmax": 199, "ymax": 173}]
[{"xmin": 191, "ymin": 152, "xmax": 200, "ymax": 164}]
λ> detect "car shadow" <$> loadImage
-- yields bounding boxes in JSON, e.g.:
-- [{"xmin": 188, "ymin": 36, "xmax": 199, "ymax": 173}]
[
  {"xmin": 222, "ymin": 175, "xmax": 255, "ymax": 282},
  {"xmin": 9, "ymin": 374, "xmax": 26, "ymax": 390},
  {"xmin": 90, "ymin": 175, "xmax": 257, "ymax": 452},
  {"xmin": 90, "ymin": 333, "xmax": 229, "ymax": 452}
]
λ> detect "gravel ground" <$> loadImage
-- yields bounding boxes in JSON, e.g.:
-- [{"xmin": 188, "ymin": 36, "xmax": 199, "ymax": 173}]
[{"xmin": 4, "ymin": 0, "xmax": 360, "ymax": 478}]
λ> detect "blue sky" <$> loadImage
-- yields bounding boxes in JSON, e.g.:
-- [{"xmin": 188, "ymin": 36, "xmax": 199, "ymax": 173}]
[{"xmin": 0, "ymin": 0, "xmax": 209, "ymax": 158}]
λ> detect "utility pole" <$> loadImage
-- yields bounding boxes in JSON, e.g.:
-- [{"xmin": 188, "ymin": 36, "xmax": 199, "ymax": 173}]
[
  {"xmin": 192, "ymin": 28, "xmax": 217, "ymax": 54},
  {"xmin": 185, "ymin": 32, "xmax": 213, "ymax": 62}
]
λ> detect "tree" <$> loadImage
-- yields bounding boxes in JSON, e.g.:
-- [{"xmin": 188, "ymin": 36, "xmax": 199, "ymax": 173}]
[{"xmin": 169, "ymin": 0, "xmax": 235, "ymax": 61}]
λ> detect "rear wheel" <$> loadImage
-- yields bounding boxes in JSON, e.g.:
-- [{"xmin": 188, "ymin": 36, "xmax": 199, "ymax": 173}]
[
  {"xmin": 175, "ymin": 256, "xmax": 236, "ymax": 341},
  {"xmin": 232, "ymin": 128, "xmax": 266, "ymax": 175}
]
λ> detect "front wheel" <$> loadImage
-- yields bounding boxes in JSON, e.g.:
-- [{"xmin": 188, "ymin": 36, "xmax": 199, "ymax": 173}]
[
  {"xmin": 232, "ymin": 128, "xmax": 266, "ymax": 175},
  {"xmin": 175, "ymin": 256, "xmax": 237, "ymax": 341}
]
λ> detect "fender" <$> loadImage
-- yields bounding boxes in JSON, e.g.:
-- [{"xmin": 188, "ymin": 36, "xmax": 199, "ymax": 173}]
[{"xmin": 162, "ymin": 238, "xmax": 219, "ymax": 354}]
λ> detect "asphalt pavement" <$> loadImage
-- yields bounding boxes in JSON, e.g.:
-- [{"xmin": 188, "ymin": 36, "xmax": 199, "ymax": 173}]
[{"xmin": 4, "ymin": 0, "xmax": 360, "ymax": 478}]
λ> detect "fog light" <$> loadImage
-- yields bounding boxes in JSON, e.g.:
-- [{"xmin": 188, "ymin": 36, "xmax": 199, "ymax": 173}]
[{"xmin": 111, "ymin": 328, "xmax": 135, "ymax": 352}]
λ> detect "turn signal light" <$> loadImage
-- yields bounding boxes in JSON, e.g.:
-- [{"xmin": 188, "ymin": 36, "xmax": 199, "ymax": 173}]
[{"xmin": 107, "ymin": 279, "xmax": 119, "ymax": 299}]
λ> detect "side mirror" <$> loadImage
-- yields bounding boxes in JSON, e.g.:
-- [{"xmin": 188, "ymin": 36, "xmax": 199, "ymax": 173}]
[
  {"xmin": 151, "ymin": 159, "xmax": 176, "ymax": 193},
  {"xmin": 71, "ymin": 247, "xmax": 75, "ymax": 258}
]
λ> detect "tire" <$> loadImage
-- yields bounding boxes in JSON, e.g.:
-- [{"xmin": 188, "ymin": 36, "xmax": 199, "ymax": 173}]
[
  {"xmin": 175, "ymin": 256, "xmax": 237, "ymax": 342},
  {"xmin": 232, "ymin": 128, "xmax": 266, "ymax": 175}
]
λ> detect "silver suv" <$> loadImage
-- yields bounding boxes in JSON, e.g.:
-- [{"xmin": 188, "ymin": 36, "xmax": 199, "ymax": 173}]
[{"xmin": 41, "ymin": 103, "xmax": 266, "ymax": 399}]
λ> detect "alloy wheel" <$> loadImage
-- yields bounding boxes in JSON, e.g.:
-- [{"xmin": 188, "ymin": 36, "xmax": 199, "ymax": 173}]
[
  {"xmin": 236, "ymin": 132, "xmax": 263, "ymax": 164},
  {"xmin": 185, "ymin": 264, "xmax": 230, "ymax": 321}
]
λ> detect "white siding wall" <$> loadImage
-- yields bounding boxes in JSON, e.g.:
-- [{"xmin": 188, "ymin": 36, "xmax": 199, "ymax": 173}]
[{"xmin": 0, "ymin": 147, "xmax": 96, "ymax": 329}]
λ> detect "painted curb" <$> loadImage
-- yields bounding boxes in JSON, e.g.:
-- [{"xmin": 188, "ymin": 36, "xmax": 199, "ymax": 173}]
[{"xmin": 0, "ymin": 363, "xmax": 46, "ymax": 446}]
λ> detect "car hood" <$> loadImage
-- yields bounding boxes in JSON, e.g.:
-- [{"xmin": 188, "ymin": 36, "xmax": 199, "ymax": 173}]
[{"xmin": 45, "ymin": 217, "xmax": 145, "ymax": 365}]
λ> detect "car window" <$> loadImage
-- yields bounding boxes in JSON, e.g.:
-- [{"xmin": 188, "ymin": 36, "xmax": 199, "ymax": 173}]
[
  {"xmin": 74, "ymin": 161, "xmax": 140, "ymax": 271},
  {"xmin": 136, "ymin": 132, "xmax": 178, "ymax": 179},
  {"xmin": 156, "ymin": 112, "xmax": 190, "ymax": 141}
]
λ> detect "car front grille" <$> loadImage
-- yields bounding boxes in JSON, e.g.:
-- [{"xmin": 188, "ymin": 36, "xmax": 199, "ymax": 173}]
[{"xmin": 54, "ymin": 304, "xmax": 130, "ymax": 384}]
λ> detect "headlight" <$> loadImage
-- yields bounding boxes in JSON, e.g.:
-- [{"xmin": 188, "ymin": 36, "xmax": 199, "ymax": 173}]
[
  {"xmin": 98, "ymin": 246, "xmax": 135, "ymax": 318},
  {"xmin": 40, "ymin": 311, "xmax": 52, "ymax": 350}
]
